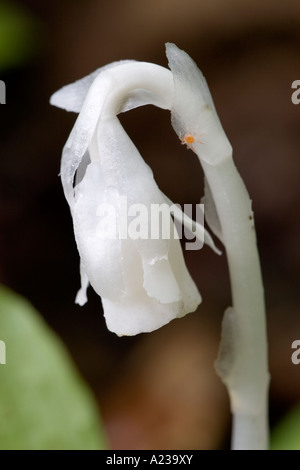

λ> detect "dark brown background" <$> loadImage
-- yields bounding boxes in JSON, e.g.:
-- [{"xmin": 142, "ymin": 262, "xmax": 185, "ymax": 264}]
[{"xmin": 1, "ymin": 0, "xmax": 300, "ymax": 449}]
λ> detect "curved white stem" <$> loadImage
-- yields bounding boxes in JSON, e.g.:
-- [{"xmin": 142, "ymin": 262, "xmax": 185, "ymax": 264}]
[{"xmin": 203, "ymin": 158, "xmax": 270, "ymax": 450}]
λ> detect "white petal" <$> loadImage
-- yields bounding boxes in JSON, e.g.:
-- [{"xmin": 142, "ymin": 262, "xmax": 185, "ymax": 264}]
[
  {"xmin": 74, "ymin": 113, "xmax": 173, "ymax": 304},
  {"xmin": 167, "ymin": 230, "xmax": 201, "ymax": 314},
  {"xmin": 50, "ymin": 61, "xmax": 135, "ymax": 113},
  {"xmin": 94, "ymin": 115, "xmax": 201, "ymax": 332},
  {"xmin": 141, "ymin": 217, "xmax": 201, "ymax": 307},
  {"xmin": 73, "ymin": 160, "xmax": 125, "ymax": 302},
  {"xmin": 96, "ymin": 116, "xmax": 171, "ymax": 265},
  {"xmin": 142, "ymin": 256, "xmax": 182, "ymax": 304},
  {"xmin": 102, "ymin": 295, "xmax": 182, "ymax": 337},
  {"xmin": 120, "ymin": 88, "xmax": 172, "ymax": 113},
  {"xmin": 59, "ymin": 61, "xmax": 173, "ymax": 209},
  {"xmin": 102, "ymin": 237, "xmax": 200, "ymax": 336},
  {"xmin": 102, "ymin": 238, "xmax": 178, "ymax": 336},
  {"xmin": 165, "ymin": 42, "xmax": 232, "ymax": 166},
  {"xmin": 60, "ymin": 73, "xmax": 112, "ymax": 209}
]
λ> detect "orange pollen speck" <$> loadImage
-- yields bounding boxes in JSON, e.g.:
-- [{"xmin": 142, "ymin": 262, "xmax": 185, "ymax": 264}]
[
  {"xmin": 184, "ymin": 134, "xmax": 195, "ymax": 144},
  {"xmin": 181, "ymin": 132, "xmax": 203, "ymax": 149}
]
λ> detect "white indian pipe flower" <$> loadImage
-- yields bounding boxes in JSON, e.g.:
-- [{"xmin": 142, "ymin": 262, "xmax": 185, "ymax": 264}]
[{"xmin": 50, "ymin": 44, "xmax": 219, "ymax": 336}]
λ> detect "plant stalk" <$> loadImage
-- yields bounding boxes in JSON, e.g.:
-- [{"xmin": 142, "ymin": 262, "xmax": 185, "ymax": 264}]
[{"xmin": 201, "ymin": 157, "xmax": 269, "ymax": 450}]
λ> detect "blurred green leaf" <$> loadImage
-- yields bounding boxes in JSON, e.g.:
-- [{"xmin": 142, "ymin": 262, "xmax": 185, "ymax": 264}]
[
  {"xmin": 0, "ymin": 284, "xmax": 107, "ymax": 450},
  {"xmin": 271, "ymin": 405, "xmax": 300, "ymax": 450},
  {"xmin": 0, "ymin": 1, "xmax": 40, "ymax": 70}
]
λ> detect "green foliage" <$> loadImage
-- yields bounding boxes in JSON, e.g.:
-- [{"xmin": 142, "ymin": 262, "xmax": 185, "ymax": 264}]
[
  {"xmin": 271, "ymin": 406, "xmax": 300, "ymax": 450},
  {"xmin": 0, "ymin": 285, "xmax": 107, "ymax": 450},
  {"xmin": 0, "ymin": 2, "xmax": 40, "ymax": 69}
]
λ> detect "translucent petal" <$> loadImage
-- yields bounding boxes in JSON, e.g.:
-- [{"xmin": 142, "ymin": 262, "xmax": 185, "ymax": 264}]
[
  {"xmin": 73, "ymin": 161, "xmax": 125, "ymax": 302},
  {"xmin": 95, "ymin": 115, "xmax": 171, "ymax": 265},
  {"xmin": 60, "ymin": 73, "xmax": 112, "ymax": 209},
  {"xmin": 166, "ymin": 229, "xmax": 201, "ymax": 313},
  {"xmin": 120, "ymin": 88, "xmax": 172, "ymax": 113},
  {"xmin": 142, "ymin": 256, "xmax": 182, "ymax": 304},
  {"xmin": 102, "ymin": 294, "xmax": 181, "ymax": 337},
  {"xmin": 66, "ymin": 72, "xmax": 174, "ymax": 308},
  {"xmin": 50, "ymin": 61, "xmax": 135, "ymax": 113},
  {"xmin": 102, "ymin": 237, "xmax": 200, "ymax": 336},
  {"xmin": 50, "ymin": 60, "xmax": 172, "ymax": 114},
  {"xmin": 59, "ymin": 62, "xmax": 173, "ymax": 209},
  {"xmin": 141, "ymin": 215, "xmax": 201, "ymax": 307},
  {"xmin": 102, "ymin": 238, "xmax": 179, "ymax": 336}
]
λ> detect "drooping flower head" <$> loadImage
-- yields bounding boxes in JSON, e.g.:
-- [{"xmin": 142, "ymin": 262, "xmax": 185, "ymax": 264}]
[{"xmin": 50, "ymin": 43, "xmax": 226, "ymax": 336}]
